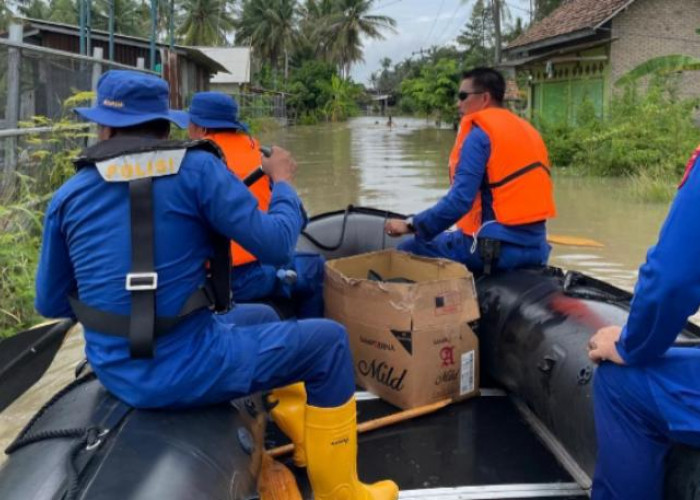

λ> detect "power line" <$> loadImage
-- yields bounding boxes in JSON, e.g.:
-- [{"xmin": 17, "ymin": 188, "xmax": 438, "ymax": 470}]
[
  {"xmin": 436, "ymin": 0, "xmax": 471, "ymax": 46},
  {"xmin": 423, "ymin": 0, "xmax": 447, "ymax": 48},
  {"xmin": 504, "ymin": 1, "xmax": 531, "ymax": 15},
  {"xmin": 374, "ymin": 0, "xmax": 404, "ymax": 11}
]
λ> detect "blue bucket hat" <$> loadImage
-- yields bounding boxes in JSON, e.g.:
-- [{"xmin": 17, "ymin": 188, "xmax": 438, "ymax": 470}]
[
  {"xmin": 74, "ymin": 70, "xmax": 189, "ymax": 128},
  {"xmin": 188, "ymin": 92, "xmax": 249, "ymax": 132}
]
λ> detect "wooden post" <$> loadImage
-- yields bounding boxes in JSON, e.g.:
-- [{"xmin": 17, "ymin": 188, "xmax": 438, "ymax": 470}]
[
  {"xmin": 88, "ymin": 47, "xmax": 104, "ymax": 146},
  {"xmin": 3, "ymin": 24, "xmax": 23, "ymax": 196}
]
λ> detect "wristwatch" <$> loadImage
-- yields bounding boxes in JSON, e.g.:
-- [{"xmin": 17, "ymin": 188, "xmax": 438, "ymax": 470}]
[{"xmin": 405, "ymin": 216, "xmax": 416, "ymax": 233}]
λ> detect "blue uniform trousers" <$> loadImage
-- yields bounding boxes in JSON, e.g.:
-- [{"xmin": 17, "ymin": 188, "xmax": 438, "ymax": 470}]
[
  {"xmin": 90, "ymin": 303, "xmax": 355, "ymax": 409},
  {"xmin": 210, "ymin": 303, "xmax": 354, "ymax": 408},
  {"xmin": 592, "ymin": 350, "xmax": 700, "ymax": 499},
  {"xmin": 398, "ymin": 231, "xmax": 550, "ymax": 273},
  {"xmin": 233, "ymin": 252, "xmax": 325, "ymax": 318}
]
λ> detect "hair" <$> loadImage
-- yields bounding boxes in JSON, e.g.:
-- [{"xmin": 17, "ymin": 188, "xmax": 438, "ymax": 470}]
[
  {"xmin": 461, "ymin": 67, "xmax": 506, "ymax": 104},
  {"xmin": 112, "ymin": 119, "xmax": 171, "ymax": 139}
]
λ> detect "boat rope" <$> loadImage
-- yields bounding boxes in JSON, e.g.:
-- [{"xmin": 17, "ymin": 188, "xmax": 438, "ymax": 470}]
[
  {"xmin": 5, "ymin": 372, "xmax": 98, "ymax": 454},
  {"xmin": 300, "ymin": 205, "xmax": 356, "ymax": 251},
  {"xmin": 301, "ymin": 205, "xmax": 398, "ymax": 252}
]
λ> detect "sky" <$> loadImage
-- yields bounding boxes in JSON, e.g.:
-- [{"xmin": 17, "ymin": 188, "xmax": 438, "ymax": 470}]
[{"xmin": 350, "ymin": 0, "xmax": 534, "ymax": 84}]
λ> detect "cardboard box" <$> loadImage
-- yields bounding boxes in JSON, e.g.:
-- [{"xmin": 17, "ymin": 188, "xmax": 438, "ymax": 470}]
[{"xmin": 324, "ymin": 250, "xmax": 480, "ymax": 409}]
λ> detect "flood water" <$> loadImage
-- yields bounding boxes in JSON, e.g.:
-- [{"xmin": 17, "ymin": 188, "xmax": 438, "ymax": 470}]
[
  {"xmin": 0, "ymin": 115, "xmax": 674, "ymax": 460},
  {"xmin": 262, "ymin": 115, "xmax": 671, "ymax": 291}
]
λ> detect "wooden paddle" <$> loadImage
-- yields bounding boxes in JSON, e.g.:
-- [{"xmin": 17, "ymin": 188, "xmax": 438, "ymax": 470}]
[
  {"xmin": 547, "ymin": 234, "xmax": 604, "ymax": 248},
  {"xmin": 268, "ymin": 398, "xmax": 452, "ymax": 459}
]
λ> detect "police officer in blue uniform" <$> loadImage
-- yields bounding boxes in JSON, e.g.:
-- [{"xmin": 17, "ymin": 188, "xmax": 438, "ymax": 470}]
[
  {"xmin": 35, "ymin": 70, "xmax": 398, "ymax": 500},
  {"xmin": 185, "ymin": 92, "xmax": 325, "ymax": 318},
  {"xmin": 588, "ymin": 147, "xmax": 700, "ymax": 499}
]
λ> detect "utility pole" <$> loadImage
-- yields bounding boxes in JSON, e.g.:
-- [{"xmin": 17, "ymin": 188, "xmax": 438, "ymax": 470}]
[
  {"xmin": 86, "ymin": 0, "xmax": 92, "ymax": 57},
  {"xmin": 169, "ymin": 0, "xmax": 175, "ymax": 49},
  {"xmin": 79, "ymin": 0, "xmax": 86, "ymax": 55},
  {"xmin": 108, "ymin": 0, "xmax": 114, "ymax": 61},
  {"xmin": 493, "ymin": 0, "xmax": 502, "ymax": 64},
  {"xmin": 150, "ymin": 0, "xmax": 157, "ymax": 71}
]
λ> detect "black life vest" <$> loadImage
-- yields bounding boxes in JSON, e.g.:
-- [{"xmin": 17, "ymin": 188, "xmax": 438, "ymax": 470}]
[{"xmin": 69, "ymin": 137, "xmax": 232, "ymax": 359}]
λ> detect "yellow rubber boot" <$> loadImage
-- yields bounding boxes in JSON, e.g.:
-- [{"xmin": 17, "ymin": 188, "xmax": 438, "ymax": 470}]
[
  {"xmin": 305, "ymin": 397, "xmax": 399, "ymax": 500},
  {"xmin": 268, "ymin": 382, "xmax": 307, "ymax": 467}
]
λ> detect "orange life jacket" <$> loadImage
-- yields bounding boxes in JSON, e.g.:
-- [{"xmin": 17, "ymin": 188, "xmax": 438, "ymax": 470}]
[
  {"xmin": 448, "ymin": 107, "xmax": 556, "ymax": 235},
  {"xmin": 206, "ymin": 131, "xmax": 270, "ymax": 266}
]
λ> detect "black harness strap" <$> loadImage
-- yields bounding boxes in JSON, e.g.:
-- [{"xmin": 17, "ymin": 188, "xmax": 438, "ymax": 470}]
[
  {"xmin": 210, "ymin": 232, "xmax": 233, "ymax": 311},
  {"xmin": 69, "ymin": 138, "xmax": 232, "ymax": 359},
  {"xmin": 128, "ymin": 177, "xmax": 156, "ymax": 358},
  {"xmin": 68, "ymin": 284, "xmax": 213, "ymax": 339},
  {"xmin": 487, "ymin": 161, "xmax": 550, "ymax": 189}
]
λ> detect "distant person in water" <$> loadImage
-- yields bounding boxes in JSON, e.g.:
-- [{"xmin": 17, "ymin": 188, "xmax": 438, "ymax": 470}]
[
  {"xmin": 384, "ymin": 67, "xmax": 556, "ymax": 274},
  {"xmin": 387, "ymin": 114, "xmax": 393, "ymax": 128},
  {"xmin": 587, "ymin": 146, "xmax": 700, "ymax": 500}
]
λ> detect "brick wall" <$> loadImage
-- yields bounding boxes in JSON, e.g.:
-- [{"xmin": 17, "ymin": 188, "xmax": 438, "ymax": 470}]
[{"xmin": 611, "ymin": 0, "xmax": 700, "ymax": 98}]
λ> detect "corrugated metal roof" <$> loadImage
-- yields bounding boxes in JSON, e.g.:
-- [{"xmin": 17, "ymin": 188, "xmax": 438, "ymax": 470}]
[
  {"xmin": 507, "ymin": 0, "xmax": 635, "ymax": 50},
  {"xmin": 20, "ymin": 17, "xmax": 227, "ymax": 73},
  {"xmin": 197, "ymin": 47, "xmax": 251, "ymax": 84}
]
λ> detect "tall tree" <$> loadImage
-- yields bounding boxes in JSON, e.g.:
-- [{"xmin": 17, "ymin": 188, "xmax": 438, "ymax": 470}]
[
  {"xmin": 235, "ymin": 0, "xmax": 298, "ymax": 79},
  {"xmin": 47, "ymin": 0, "xmax": 79, "ymax": 25},
  {"xmin": 534, "ymin": 0, "xmax": 562, "ymax": 21},
  {"xmin": 18, "ymin": 0, "xmax": 50, "ymax": 20},
  {"xmin": 93, "ymin": 0, "xmax": 147, "ymax": 37},
  {"xmin": 296, "ymin": 0, "xmax": 336, "ymax": 62},
  {"xmin": 456, "ymin": 0, "xmax": 495, "ymax": 66},
  {"xmin": 177, "ymin": 0, "xmax": 235, "ymax": 46},
  {"xmin": 324, "ymin": 0, "xmax": 396, "ymax": 78}
]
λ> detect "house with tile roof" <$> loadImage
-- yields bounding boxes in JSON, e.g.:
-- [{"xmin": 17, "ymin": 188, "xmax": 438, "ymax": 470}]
[{"xmin": 502, "ymin": 0, "xmax": 700, "ymax": 124}]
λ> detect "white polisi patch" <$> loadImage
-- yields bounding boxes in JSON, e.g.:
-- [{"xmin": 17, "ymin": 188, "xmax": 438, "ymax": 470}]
[{"xmin": 95, "ymin": 149, "xmax": 187, "ymax": 182}]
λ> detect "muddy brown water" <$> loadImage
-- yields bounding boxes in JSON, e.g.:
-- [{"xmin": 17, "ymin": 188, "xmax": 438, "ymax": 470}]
[{"xmin": 0, "ymin": 116, "xmax": 674, "ymax": 461}]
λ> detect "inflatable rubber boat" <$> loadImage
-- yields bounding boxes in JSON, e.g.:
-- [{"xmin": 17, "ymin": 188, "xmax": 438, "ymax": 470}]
[{"xmin": 1, "ymin": 205, "xmax": 699, "ymax": 499}]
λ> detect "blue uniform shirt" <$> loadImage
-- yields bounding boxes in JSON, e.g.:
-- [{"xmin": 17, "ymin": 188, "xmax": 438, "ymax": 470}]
[
  {"xmin": 413, "ymin": 126, "xmax": 546, "ymax": 246},
  {"xmin": 615, "ymin": 154, "xmax": 700, "ymax": 433},
  {"xmin": 618, "ymin": 155, "xmax": 700, "ymax": 364},
  {"xmin": 35, "ymin": 145, "xmax": 305, "ymax": 407}
]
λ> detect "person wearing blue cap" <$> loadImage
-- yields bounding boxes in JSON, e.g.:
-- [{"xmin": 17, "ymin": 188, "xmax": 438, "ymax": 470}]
[
  {"xmin": 186, "ymin": 91, "xmax": 325, "ymax": 319},
  {"xmin": 34, "ymin": 70, "xmax": 398, "ymax": 500}
]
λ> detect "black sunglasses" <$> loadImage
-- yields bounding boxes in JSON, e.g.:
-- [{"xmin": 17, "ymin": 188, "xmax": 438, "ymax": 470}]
[{"xmin": 458, "ymin": 91, "xmax": 485, "ymax": 101}]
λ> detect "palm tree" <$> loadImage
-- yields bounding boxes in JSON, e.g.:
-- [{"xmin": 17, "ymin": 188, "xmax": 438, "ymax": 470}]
[
  {"xmin": 47, "ymin": 0, "xmax": 79, "ymax": 25},
  {"xmin": 235, "ymin": 0, "xmax": 298, "ymax": 80},
  {"xmin": 93, "ymin": 0, "xmax": 146, "ymax": 37},
  {"xmin": 177, "ymin": 0, "xmax": 235, "ymax": 46},
  {"xmin": 18, "ymin": 0, "xmax": 50, "ymax": 20},
  {"xmin": 324, "ymin": 0, "xmax": 396, "ymax": 79},
  {"xmin": 297, "ymin": 0, "xmax": 336, "ymax": 62}
]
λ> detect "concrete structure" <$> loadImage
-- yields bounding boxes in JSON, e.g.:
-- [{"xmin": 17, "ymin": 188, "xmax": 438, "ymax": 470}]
[
  {"xmin": 503, "ymin": 0, "xmax": 700, "ymax": 124},
  {"xmin": 197, "ymin": 47, "xmax": 251, "ymax": 92}
]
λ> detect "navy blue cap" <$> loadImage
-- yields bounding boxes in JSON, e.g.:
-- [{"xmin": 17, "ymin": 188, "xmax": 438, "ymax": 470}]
[
  {"xmin": 188, "ymin": 92, "xmax": 249, "ymax": 132},
  {"xmin": 74, "ymin": 70, "xmax": 188, "ymax": 128}
]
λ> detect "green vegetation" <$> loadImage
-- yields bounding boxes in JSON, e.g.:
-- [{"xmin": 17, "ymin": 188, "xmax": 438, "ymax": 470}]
[
  {"xmin": 539, "ymin": 77, "xmax": 700, "ymax": 201},
  {"xmin": 0, "ymin": 93, "xmax": 92, "ymax": 338}
]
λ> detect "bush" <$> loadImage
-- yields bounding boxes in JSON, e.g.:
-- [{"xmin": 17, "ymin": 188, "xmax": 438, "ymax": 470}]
[
  {"xmin": 540, "ymin": 78, "xmax": 700, "ymax": 192},
  {"xmin": 0, "ymin": 175, "xmax": 44, "ymax": 337},
  {"xmin": 0, "ymin": 92, "xmax": 93, "ymax": 337}
]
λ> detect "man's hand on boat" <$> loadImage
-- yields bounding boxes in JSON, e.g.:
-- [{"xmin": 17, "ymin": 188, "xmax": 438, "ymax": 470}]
[
  {"xmin": 261, "ymin": 146, "xmax": 298, "ymax": 183},
  {"xmin": 588, "ymin": 326, "xmax": 626, "ymax": 365},
  {"xmin": 385, "ymin": 219, "xmax": 412, "ymax": 237}
]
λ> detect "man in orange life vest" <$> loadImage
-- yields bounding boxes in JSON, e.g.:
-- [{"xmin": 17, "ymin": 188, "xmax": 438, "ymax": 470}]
[
  {"xmin": 385, "ymin": 67, "xmax": 556, "ymax": 274},
  {"xmin": 187, "ymin": 92, "xmax": 325, "ymax": 317}
]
